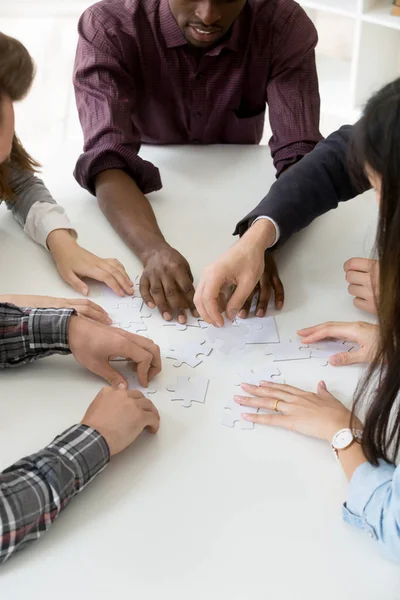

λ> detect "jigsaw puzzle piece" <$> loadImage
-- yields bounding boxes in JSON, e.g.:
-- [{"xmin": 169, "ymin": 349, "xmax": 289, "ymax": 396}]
[
  {"xmin": 167, "ymin": 375, "xmax": 209, "ymax": 408},
  {"xmin": 114, "ymin": 361, "xmax": 158, "ymax": 397},
  {"xmin": 234, "ymin": 367, "xmax": 283, "ymax": 387},
  {"xmin": 241, "ymin": 316, "xmax": 280, "ymax": 344},
  {"xmin": 221, "ymin": 398, "xmax": 258, "ymax": 430},
  {"xmin": 307, "ymin": 340, "xmax": 354, "ymax": 359},
  {"xmin": 165, "ymin": 340, "xmax": 212, "ymax": 368},
  {"xmin": 265, "ymin": 340, "xmax": 311, "ymax": 362},
  {"xmin": 124, "ymin": 322, "xmax": 149, "ymax": 336},
  {"xmin": 207, "ymin": 318, "xmax": 249, "ymax": 354}
]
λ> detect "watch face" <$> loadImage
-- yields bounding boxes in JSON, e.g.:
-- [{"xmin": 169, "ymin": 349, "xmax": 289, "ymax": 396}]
[{"xmin": 333, "ymin": 429, "xmax": 353, "ymax": 450}]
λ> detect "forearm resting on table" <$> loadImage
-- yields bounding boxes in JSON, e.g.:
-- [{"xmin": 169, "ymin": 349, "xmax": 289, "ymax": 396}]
[{"xmin": 95, "ymin": 170, "xmax": 166, "ymax": 261}]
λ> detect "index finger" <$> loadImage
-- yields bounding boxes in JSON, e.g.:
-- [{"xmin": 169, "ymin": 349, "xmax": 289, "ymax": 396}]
[
  {"xmin": 118, "ymin": 341, "xmax": 153, "ymax": 387},
  {"xmin": 120, "ymin": 331, "xmax": 162, "ymax": 378},
  {"xmin": 298, "ymin": 322, "xmax": 359, "ymax": 344},
  {"xmin": 344, "ymin": 257, "xmax": 371, "ymax": 274},
  {"xmin": 225, "ymin": 277, "xmax": 256, "ymax": 320}
]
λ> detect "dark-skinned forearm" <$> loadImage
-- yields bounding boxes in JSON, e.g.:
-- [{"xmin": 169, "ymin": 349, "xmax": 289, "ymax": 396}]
[{"xmin": 95, "ymin": 169, "xmax": 168, "ymax": 262}]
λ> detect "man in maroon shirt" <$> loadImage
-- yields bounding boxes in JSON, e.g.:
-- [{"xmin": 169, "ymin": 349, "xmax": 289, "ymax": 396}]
[{"xmin": 73, "ymin": 0, "xmax": 322, "ymax": 323}]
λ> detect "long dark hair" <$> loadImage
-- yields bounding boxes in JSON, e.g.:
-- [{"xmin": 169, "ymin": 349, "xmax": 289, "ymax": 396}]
[
  {"xmin": 351, "ymin": 78, "xmax": 400, "ymax": 465},
  {"xmin": 0, "ymin": 32, "xmax": 39, "ymax": 200}
]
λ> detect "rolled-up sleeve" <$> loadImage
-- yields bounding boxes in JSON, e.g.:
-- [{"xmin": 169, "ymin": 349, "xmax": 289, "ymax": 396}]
[
  {"xmin": 73, "ymin": 9, "xmax": 161, "ymax": 195},
  {"xmin": 343, "ymin": 460, "xmax": 400, "ymax": 562},
  {"xmin": 267, "ymin": 3, "xmax": 322, "ymax": 176}
]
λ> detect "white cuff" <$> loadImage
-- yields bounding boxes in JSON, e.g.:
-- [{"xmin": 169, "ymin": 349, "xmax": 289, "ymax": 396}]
[
  {"xmin": 252, "ymin": 216, "xmax": 280, "ymax": 248},
  {"xmin": 24, "ymin": 201, "xmax": 78, "ymax": 249}
]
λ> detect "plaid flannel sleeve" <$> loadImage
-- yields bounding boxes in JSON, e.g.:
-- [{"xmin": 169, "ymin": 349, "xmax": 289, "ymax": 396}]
[
  {"xmin": 0, "ymin": 303, "xmax": 74, "ymax": 368},
  {"xmin": 0, "ymin": 424, "xmax": 110, "ymax": 564}
]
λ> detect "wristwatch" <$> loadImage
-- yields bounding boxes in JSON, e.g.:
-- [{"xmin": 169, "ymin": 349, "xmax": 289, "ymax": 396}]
[{"xmin": 331, "ymin": 428, "xmax": 363, "ymax": 459}]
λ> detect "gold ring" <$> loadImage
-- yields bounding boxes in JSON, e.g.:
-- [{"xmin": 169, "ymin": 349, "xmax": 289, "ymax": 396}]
[{"xmin": 274, "ymin": 399, "xmax": 280, "ymax": 412}]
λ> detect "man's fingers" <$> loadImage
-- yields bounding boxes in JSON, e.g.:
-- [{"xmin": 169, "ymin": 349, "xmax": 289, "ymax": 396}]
[
  {"xmin": 256, "ymin": 279, "xmax": 271, "ymax": 317},
  {"xmin": 348, "ymin": 283, "xmax": 369, "ymax": 299},
  {"xmin": 202, "ymin": 279, "xmax": 226, "ymax": 327},
  {"xmin": 225, "ymin": 279, "xmax": 254, "ymax": 321},
  {"xmin": 344, "ymin": 257, "xmax": 372, "ymax": 273},
  {"xmin": 63, "ymin": 270, "xmax": 89, "ymax": 297},
  {"xmin": 105, "ymin": 259, "xmax": 134, "ymax": 293},
  {"xmin": 90, "ymin": 266, "xmax": 125, "ymax": 297},
  {"xmin": 238, "ymin": 293, "xmax": 254, "ymax": 319},
  {"xmin": 329, "ymin": 349, "xmax": 367, "ymax": 367},
  {"xmin": 99, "ymin": 364, "xmax": 129, "ymax": 389},
  {"xmin": 148, "ymin": 276, "xmax": 172, "ymax": 321},
  {"xmin": 175, "ymin": 271, "xmax": 196, "ymax": 313},
  {"xmin": 119, "ymin": 334, "xmax": 162, "ymax": 377},
  {"xmin": 140, "ymin": 275, "xmax": 155, "ymax": 309},
  {"xmin": 142, "ymin": 408, "xmax": 161, "ymax": 434},
  {"xmin": 76, "ymin": 304, "xmax": 111, "ymax": 325},
  {"xmin": 103, "ymin": 263, "xmax": 134, "ymax": 295},
  {"xmin": 272, "ymin": 275, "xmax": 284, "ymax": 310}
]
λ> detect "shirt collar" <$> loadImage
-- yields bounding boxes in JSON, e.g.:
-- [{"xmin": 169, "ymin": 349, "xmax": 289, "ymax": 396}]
[{"xmin": 159, "ymin": 0, "xmax": 241, "ymax": 54}]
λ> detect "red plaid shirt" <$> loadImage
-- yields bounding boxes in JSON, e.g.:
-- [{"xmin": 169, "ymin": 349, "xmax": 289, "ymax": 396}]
[{"xmin": 73, "ymin": 0, "xmax": 322, "ymax": 194}]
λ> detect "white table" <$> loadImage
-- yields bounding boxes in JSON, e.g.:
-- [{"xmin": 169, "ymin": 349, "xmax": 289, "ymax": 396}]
[{"xmin": 0, "ymin": 144, "xmax": 398, "ymax": 599}]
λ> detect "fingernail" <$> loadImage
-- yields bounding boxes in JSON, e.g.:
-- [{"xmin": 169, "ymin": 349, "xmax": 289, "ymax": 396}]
[
  {"xmin": 256, "ymin": 309, "xmax": 265, "ymax": 317},
  {"xmin": 234, "ymin": 395, "xmax": 242, "ymax": 402},
  {"xmin": 163, "ymin": 312, "xmax": 172, "ymax": 321},
  {"xmin": 178, "ymin": 315, "xmax": 186, "ymax": 324},
  {"xmin": 238, "ymin": 310, "xmax": 246, "ymax": 319},
  {"xmin": 320, "ymin": 380, "xmax": 327, "ymax": 389},
  {"xmin": 107, "ymin": 318, "xmax": 112, "ymax": 325},
  {"xmin": 260, "ymin": 380, "xmax": 271, "ymax": 385},
  {"xmin": 147, "ymin": 302, "xmax": 155, "ymax": 309},
  {"xmin": 277, "ymin": 301, "xmax": 283, "ymax": 310},
  {"xmin": 193, "ymin": 310, "xmax": 200, "ymax": 318},
  {"xmin": 118, "ymin": 383, "xmax": 126, "ymax": 389},
  {"xmin": 242, "ymin": 414, "xmax": 251, "ymax": 420}
]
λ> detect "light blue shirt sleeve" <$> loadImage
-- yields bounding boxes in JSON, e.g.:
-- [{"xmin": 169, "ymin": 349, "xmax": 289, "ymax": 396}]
[{"xmin": 343, "ymin": 459, "xmax": 400, "ymax": 562}]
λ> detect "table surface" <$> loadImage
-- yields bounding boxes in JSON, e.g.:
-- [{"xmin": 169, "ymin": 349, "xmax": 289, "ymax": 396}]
[{"xmin": 0, "ymin": 144, "xmax": 398, "ymax": 599}]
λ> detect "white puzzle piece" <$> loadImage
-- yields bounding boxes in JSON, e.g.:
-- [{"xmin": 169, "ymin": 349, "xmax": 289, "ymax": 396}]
[
  {"xmin": 265, "ymin": 339, "xmax": 311, "ymax": 362},
  {"xmin": 167, "ymin": 375, "xmax": 209, "ymax": 408},
  {"xmin": 207, "ymin": 318, "xmax": 249, "ymax": 354},
  {"xmin": 108, "ymin": 298, "xmax": 152, "ymax": 328},
  {"xmin": 221, "ymin": 398, "xmax": 258, "ymax": 430},
  {"xmin": 234, "ymin": 367, "xmax": 284, "ymax": 387},
  {"xmin": 123, "ymin": 322, "xmax": 149, "ymax": 336},
  {"xmin": 163, "ymin": 313, "xmax": 208, "ymax": 331},
  {"xmin": 302, "ymin": 340, "xmax": 355, "ymax": 366},
  {"xmin": 238, "ymin": 316, "xmax": 280, "ymax": 344},
  {"xmin": 165, "ymin": 340, "xmax": 212, "ymax": 368},
  {"xmin": 115, "ymin": 361, "xmax": 158, "ymax": 397}
]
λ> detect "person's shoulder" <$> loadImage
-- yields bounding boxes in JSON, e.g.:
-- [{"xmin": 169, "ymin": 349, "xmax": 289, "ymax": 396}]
[{"xmin": 80, "ymin": 0, "xmax": 158, "ymax": 33}]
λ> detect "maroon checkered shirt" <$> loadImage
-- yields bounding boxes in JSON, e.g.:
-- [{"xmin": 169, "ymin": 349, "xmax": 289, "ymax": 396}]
[{"xmin": 73, "ymin": 0, "xmax": 322, "ymax": 195}]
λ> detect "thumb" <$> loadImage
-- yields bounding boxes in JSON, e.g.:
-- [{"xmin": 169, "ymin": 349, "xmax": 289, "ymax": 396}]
[
  {"xmin": 317, "ymin": 380, "xmax": 334, "ymax": 398},
  {"xmin": 329, "ymin": 349, "xmax": 364, "ymax": 367},
  {"xmin": 98, "ymin": 362, "xmax": 129, "ymax": 389},
  {"xmin": 64, "ymin": 270, "xmax": 89, "ymax": 296}
]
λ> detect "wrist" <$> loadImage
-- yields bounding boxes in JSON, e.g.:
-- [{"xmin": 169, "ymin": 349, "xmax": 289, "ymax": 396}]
[
  {"xmin": 244, "ymin": 218, "xmax": 277, "ymax": 251},
  {"xmin": 47, "ymin": 228, "xmax": 77, "ymax": 252},
  {"xmin": 140, "ymin": 239, "xmax": 170, "ymax": 264}
]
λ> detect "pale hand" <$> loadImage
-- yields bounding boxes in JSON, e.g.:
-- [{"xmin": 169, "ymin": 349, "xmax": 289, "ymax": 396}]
[
  {"xmin": 68, "ymin": 316, "xmax": 162, "ymax": 388},
  {"xmin": 344, "ymin": 257, "xmax": 379, "ymax": 315},
  {"xmin": 194, "ymin": 219, "xmax": 276, "ymax": 327},
  {"xmin": 0, "ymin": 294, "xmax": 112, "ymax": 325},
  {"xmin": 298, "ymin": 321, "xmax": 379, "ymax": 366},
  {"xmin": 81, "ymin": 386, "xmax": 160, "ymax": 456},
  {"xmin": 47, "ymin": 229, "xmax": 134, "ymax": 297},
  {"xmin": 235, "ymin": 381, "xmax": 354, "ymax": 442},
  {"xmin": 237, "ymin": 254, "xmax": 284, "ymax": 319}
]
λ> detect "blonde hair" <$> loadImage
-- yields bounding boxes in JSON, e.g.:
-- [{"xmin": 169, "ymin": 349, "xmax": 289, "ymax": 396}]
[{"xmin": 0, "ymin": 32, "xmax": 40, "ymax": 200}]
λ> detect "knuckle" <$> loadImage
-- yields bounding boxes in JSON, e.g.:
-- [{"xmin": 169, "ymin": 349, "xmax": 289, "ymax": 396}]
[
  {"xmin": 165, "ymin": 287, "xmax": 178, "ymax": 298},
  {"xmin": 150, "ymin": 285, "xmax": 162, "ymax": 295}
]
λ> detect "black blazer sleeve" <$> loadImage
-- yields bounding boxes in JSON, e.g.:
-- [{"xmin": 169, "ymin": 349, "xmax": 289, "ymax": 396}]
[{"xmin": 234, "ymin": 124, "xmax": 371, "ymax": 247}]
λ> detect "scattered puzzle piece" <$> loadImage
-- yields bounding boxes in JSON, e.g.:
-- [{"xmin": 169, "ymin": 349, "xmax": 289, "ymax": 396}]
[
  {"xmin": 221, "ymin": 398, "xmax": 258, "ymax": 430},
  {"xmin": 238, "ymin": 316, "xmax": 280, "ymax": 344},
  {"xmin": 123, "ymin": 322, "xmax": 149, "ymax": 336},
  {"xmin": 301, "ymin": 340, "xmax": 355, "ymax": 365},
  {"xmin": 165, "ymin": 340, "xmax": 212, "ymax": 368},
  {"xmin": 108, "ymin": 298, "xmax": 152, "ymax": 328},
  {"xmin": 163, "ymin": 314, "xmax": 208, "ymax": 331},
  {"xmin": 234, "ymin": 367, "xmax": 283, "ymax": 386},
  {"xmin": 265, "ymin": 339, "xmax": 311, "ymax": 362},
  {"xmin": 207, "ymin": 319, "xmax": 249, "ymax": 354},
  {"xmin": 167, "ymin": 375, "xmax": 209, "ymax": 408},
  {"xmin": 114, "ymin": 361, "xmax": 158, "ymax": 397}
]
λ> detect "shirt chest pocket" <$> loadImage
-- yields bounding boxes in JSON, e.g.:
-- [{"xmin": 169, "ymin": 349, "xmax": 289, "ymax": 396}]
[{"xmin": 224, "ymin": 106, "xmax": 266, "ymax": 144}]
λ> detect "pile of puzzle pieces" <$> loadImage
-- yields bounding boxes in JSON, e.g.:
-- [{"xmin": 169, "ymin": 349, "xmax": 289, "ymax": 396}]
[{"xmin": 96, "ymin": 283, "xmax": 357, "ymax": 428}]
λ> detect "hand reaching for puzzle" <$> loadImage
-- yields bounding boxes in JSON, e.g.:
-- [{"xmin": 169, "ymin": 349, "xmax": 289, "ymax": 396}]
[
  {"xmin": 140, "ymin": 244, "xmax": 197, "ymax": 323},
  {"xmin": 237, "ymin": 255, "xmax": 284, "ymax": 319},
  {"xmin": 298, "ymin": 321, "xmax": 379, "ymax": 366},
  {"xmin": 344, "ymin": 257, "xmax": 379, "ymax": 315},
  {"xmin": 235, "ymin": 380, "xmax": 354, "ymax": 442},
  {"xmin": 68, "ymin": 316, "xmax": 161, "ymax": 388},
  {"xmin": 47, "ymin": 230, "xmax": 134, "ymax": 297},
  {"xmin": 0, "ymin": 294, "xmax": 112, "ymax": 325}
]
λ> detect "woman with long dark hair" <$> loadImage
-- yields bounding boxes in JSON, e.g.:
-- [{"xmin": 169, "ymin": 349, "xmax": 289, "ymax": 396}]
[
  {"xmin": 234, "ymin": 78, "xmax": 400, "ymax": 562},
  {"xmin": 0, "ymin": 32, "xmax": 133, "ymax": 315}
]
